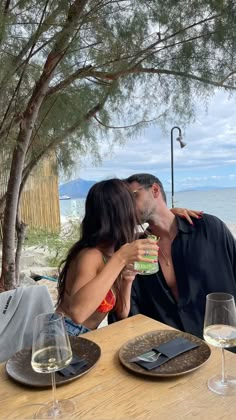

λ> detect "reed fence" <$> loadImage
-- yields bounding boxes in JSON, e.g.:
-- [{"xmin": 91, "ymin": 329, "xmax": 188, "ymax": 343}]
[{"xmin": 0, "ymin": 154, "xmax": 60, "ymax": 238}]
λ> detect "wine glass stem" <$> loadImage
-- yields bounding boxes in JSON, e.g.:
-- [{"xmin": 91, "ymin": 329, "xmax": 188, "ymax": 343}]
[
  {"xmin": 51, "ymin": 371, "xmax": 59, "ymax": 412},
  {"xmin": 221, "ymin": 347, "xmax": 226, "ymax": 384}
]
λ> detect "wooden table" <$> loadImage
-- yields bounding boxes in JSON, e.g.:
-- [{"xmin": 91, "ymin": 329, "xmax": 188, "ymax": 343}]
[{"xmin": 1, "ymin": 314, "xmax": 236, "ymax": 419}]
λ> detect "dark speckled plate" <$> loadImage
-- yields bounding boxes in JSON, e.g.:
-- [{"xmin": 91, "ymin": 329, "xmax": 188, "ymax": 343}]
[
  {"xmin": 6, "ymin": 336, "xmax": 101, "ymax": 388},
  {"xmin": 119, "ymin": 330, "xmax": 211, "ymax": 377}
]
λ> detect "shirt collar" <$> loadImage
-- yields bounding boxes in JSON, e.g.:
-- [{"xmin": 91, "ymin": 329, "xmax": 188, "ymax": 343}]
[{"xmin": 175, "ymin": 215, "xmax": 195, "ymax": 234}]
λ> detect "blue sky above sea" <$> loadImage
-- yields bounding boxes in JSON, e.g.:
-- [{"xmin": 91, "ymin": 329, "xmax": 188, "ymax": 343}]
[{"xmin": 68, "ymin": 90, "xmax": 236, "ymax": 192}]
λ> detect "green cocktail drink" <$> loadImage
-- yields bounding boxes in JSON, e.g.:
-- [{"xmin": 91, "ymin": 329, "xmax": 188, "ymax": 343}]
[{"xmin": 134, "ymin": 235, "xmax": 159, "ymax": 275}]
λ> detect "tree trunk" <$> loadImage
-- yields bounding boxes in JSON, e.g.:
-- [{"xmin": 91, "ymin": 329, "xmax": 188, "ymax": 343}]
[
  {"xmin": 0, "ymin": 0, "xmax": 88, "ymax": 291},
  {"xmin": 1, "ymin": 118, "xmax": 36, "ymax": 289},
  {"xmin": 15, "ymin": 216, "xmax": 27, "ymax": 286}
]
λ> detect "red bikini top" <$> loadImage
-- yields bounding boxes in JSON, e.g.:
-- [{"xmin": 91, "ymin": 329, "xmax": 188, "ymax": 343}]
[
  {"xmin": 96, "ymin": 254, "xmax": 116, "ymax": 313},
  {"xmin": 96, "ymin": 289, "xmax": 116, "ymax": 313}
]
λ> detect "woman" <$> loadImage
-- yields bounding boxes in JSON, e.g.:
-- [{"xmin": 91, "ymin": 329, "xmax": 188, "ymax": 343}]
[{"xmin": 57, "ymin": 179, "xmax": 158, "ymax": 335}]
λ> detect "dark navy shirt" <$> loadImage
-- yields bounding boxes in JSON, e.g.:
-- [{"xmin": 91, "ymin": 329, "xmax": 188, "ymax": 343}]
[{"xmin": 109, "ymin": 214, "xmax": 236, "ymax": 340}]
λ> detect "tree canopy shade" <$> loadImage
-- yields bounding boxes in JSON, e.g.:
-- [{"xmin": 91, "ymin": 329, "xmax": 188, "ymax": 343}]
[{"xmin": 0, "ymin": 0, "xmax": 236, "ymax": 290}]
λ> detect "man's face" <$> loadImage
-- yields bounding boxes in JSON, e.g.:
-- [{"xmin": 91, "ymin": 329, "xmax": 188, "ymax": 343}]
[{"xmin": 129, "ymin": 181, "xmax": 156, "ymax": 224}]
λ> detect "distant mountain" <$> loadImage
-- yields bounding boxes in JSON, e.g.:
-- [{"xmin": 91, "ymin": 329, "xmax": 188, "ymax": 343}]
[
  {"xmin": 59, "ymin": 178, "xmax": 95, "ymax": 199},
  {"xmin": 59, "ymin": 179, "xmax": 231, "ymax": 198},
  {"xmin": 179, "ymin": 186, "xmax": 229, "ymax": 192}
]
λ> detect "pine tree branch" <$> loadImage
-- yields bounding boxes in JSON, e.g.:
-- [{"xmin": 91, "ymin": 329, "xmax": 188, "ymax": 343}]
[
  {"xmin": 22, "ymin": 87, "xmax": 113, "ymax": 191},
  {"xmin": 44, "ymin": 9, "xmax": 235, "ymax": 98},
  {"xmin": 0, "ymin": 0, "xmax": 12, "ymax": 47},
  {"xmin": 136, "ymin": 67, "xmax": 236, "ymax": 90},
  {"xmin": 127, "ymin": 12, "xmax": 222, "ymax": 68},
  {"xmin": 94, "ymin": 109, "xmax": 169, "ymax": 130},
  {"xmin": 46, "ymin": 65, "xmax": 94, "ymax": 96},
  {"xmin": 85, "ymin": 67, "xmax": 236, "ymax": 90},
  {"xmin": 0, "ymin": 4, "xmax": 63, "ymax": 91},
  {"xmin": 4, "ymin": 0, "xmax": 11, "ymax": 14},
  {"xmin": 0, "ymin": 0, "xmax": 51, "ymax": 128},
  {"xmin": 220, "ymin": 71, "xmax": 236, "ymax": 84}
]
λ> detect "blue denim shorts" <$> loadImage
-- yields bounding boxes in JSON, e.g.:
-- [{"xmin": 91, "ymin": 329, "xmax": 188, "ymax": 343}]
[{"xmin": 64, "ymin": 316, "xmax": 91, "ymax": 336}]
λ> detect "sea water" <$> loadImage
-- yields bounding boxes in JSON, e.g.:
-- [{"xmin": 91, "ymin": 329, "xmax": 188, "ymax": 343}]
[{"xmin": 60, "ymin": 188, "xmax": 236, "ymax": 224}]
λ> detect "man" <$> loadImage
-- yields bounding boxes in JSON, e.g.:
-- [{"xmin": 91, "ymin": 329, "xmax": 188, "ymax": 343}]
[{"xmin": 109, "ymin": 173, "xmax": 236, "ymax": 340}]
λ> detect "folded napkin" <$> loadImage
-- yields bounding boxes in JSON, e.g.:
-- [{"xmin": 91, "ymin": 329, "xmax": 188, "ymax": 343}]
[
  {"xmin": 58, "ymin": 354, "xmax": 88, "ymax": 377},
  {"xmin": 130, "ymin": 337, "xmax": 199, "ymax": 371}
]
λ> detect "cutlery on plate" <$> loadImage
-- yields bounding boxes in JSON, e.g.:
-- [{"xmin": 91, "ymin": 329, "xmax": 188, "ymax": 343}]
[{"xmin": 130, "ymin": 350, "xmax": 162, "ymax": 363}]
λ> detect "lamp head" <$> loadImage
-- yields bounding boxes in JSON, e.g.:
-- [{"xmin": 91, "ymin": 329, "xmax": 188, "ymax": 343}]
[{"xmin": 176, "ymin": 135, "xmax": 187, "ymax": 148}]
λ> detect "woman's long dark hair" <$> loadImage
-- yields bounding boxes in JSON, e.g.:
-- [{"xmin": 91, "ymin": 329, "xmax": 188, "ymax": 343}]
[{"xmin": 57, "ymin": 179, "xmax": 141, "ymax": 307}]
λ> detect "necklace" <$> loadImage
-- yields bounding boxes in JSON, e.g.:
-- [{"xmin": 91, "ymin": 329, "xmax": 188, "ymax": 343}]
[{"xmin": 159, "ymin": 249, "xmax": 171, "ymax": 266}]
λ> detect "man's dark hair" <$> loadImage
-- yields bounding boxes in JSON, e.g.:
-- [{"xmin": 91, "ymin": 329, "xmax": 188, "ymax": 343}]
[{"xmin": 125, "ymin": 173, "xmax": 167, "ymax": 203}]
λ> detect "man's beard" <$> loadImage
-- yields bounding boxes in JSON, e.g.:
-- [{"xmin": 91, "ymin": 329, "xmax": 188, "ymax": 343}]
[
  {"xmin": 139, "ymin": 206, "xmax": 155, "ymax": 225},
  {"xmin": 139, "ymin": 210, "xmax": 149, "ymax": 224}
]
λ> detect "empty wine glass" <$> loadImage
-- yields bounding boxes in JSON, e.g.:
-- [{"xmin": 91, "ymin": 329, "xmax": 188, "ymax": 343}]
[
  {"xmin": 203, "ymin": 293, "xmax": 236, "ymax": 395},
  {"xmin": 31, "ymin": 312, "xmax": 75, "ymax": 418}
]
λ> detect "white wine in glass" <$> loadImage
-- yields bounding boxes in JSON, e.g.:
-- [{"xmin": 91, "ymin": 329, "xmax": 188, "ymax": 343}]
[
  {"xmin": 31, "ymin": 312, "xmax": 75, "ymax": 418},
  {"xmin": 203, "ymin": 293, "xmax": 236, "ymax": 395}
]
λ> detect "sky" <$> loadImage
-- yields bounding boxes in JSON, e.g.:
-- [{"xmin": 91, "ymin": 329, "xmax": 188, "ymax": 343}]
[{"xmin": 71, "ymin": 90, "xmax": 236, "ymax": 192}]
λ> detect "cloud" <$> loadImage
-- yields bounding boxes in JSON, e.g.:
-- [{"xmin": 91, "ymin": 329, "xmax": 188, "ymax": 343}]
[{"xmin": 71, "ymin": 90, "xmax": 236, "ymax": 190}]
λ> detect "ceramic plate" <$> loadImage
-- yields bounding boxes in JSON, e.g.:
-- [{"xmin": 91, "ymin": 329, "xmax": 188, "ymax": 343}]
[
  {"xmin": 119, "ymin": 329, "xmax": 211, "ymax": 377},
  {"xmin": 6, "ymin": 336, "xmax": 101, "ymax": 387}
]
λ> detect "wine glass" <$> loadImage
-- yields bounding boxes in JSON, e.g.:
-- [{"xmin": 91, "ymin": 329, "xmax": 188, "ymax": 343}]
[
  {"xmin": 203, "ymin": 293, "xmax": 236, "ymax": 395},
  {"xmin": 31, "ymin": 312, "xmax": 75, "ymax": 418}
]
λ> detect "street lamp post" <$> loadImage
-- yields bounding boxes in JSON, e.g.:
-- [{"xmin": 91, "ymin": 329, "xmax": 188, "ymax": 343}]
[{"xmin": 170, "ymin": 126, "xmax": 187, "ymax": 208}]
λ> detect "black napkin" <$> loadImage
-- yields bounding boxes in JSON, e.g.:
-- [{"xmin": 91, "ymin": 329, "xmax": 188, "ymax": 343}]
[
  {"xmin": 58, "ymin": 354, "xmax": 88, "ymax": 377},
  {"xmin": 130, "ymin": 337, "xmax": 199, "ymax": 371}
]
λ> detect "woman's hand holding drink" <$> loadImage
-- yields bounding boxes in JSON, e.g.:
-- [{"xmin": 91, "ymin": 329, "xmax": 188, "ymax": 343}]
[
  {"xmin": 134, "ymin": 235, "xmax": 159, "ymax": 275},
  {"xmin": 118, "ymin": 235, "xmax": 159, "ymax": 275}
]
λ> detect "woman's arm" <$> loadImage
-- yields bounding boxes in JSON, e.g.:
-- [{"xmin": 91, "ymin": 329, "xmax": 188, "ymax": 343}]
[
  {"xmin": 171, "ymin": 208, "xmax": 203, "ymax": 224},
  {"xmin": 114, "ymin": 269, "xmax": 136, "ymax": 320},
  {"xmin": 61, "ymin": 237, "xmax": 158, "ymax": 324}
]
